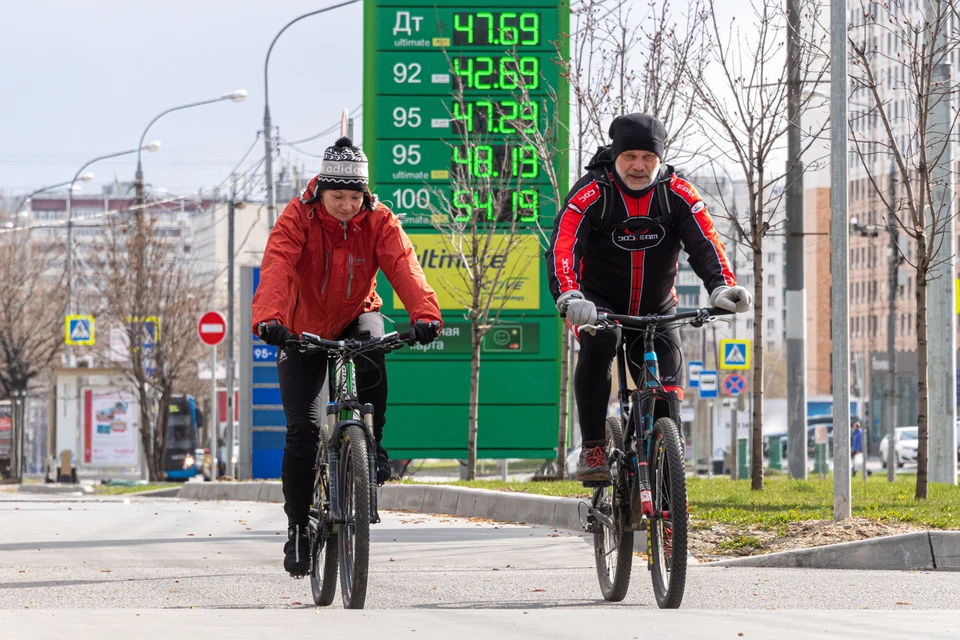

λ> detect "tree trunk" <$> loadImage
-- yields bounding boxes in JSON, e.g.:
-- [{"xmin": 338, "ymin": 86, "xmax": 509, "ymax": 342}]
[
  {"xmin": 915, "ymin": 258, "xmax": 929, "ymax": 500},
  {"xmin": 466, "ymin": 321, "xmax": 482, "ymax": 481},
  {"xmin": 555, "ymin": 324, "xmax": 572, "ymax": 479},
  {"xmin": 751, "ymin": 249, "xmax": 765, "ymax": 490},
  {"xmin": 137, "ymin": 378, "xmax": 159, "ymax": 481}
]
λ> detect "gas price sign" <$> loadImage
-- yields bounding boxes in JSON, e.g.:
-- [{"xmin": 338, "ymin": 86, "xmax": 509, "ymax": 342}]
[{"xmin": 365, "ymin": 0, "xmax": 569, "ymax": 227}]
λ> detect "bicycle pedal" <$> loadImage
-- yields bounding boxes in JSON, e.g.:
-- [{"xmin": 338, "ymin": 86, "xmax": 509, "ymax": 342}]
[{"xmin": 582, "ymin": 480, "xmax": 612, "ymax": 488}]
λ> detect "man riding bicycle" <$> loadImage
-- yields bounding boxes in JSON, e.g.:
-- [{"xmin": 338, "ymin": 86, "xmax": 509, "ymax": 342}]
[
  {"xmin": 546, "ymin": 113, "xmax": 752, "ymax": 485},
  {"xmin": 252, "ymin": 137, "xmax": 442, "ymax": 576}
]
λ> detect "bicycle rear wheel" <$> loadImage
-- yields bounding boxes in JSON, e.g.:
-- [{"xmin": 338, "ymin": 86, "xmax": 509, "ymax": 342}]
[
  {"xmin": 310, "ymin": 429, "xmax": 338, "ymax": 606},
  {"xmin": 338, "ymin": 425, "xmax": 371, "ymax": 609},
  {"xmin": 649, "ymin": 417, "xmax": 688, "ymax": 609},
  {"xmin": 593, "ymin": 417, "xmax": 634, "ymax": 601}
]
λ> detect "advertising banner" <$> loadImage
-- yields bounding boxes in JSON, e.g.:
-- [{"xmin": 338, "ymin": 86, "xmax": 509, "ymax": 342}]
[{"xmin": 82, "ymin": 389, "xmax": 138, "ymax": 467}]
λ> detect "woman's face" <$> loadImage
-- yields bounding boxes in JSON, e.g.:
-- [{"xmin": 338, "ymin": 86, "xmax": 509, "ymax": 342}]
[{"xmin": 321, "ymin": 189, "xmax": 365, "ymax": 221}]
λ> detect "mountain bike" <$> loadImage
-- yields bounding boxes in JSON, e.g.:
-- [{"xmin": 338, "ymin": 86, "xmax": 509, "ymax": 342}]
[
  {"xmin": 286, "ymin": 324, "xmax": 436, "ymax": 609},
  {"xmin": 580, "ymin": 306, "xmax": 733, "ymax": 608}
]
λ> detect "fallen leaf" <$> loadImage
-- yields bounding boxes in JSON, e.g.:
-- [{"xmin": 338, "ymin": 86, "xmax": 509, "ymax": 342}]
[
  {"xmin": 531, "ymin": 588, "xmax": 546, "ymax": 593},
  {"xmin": 389, "ymin": 558, "xmax": 396, "ymax": 562},
  {"xmin": 292, "ymin": 601, "xmax": 302, "ymax": 605},
  {"xmin": 492, "ymin": 568, "xmax": 499, "ymax": 571},
  {"xmin": 738, "ymin": 634, "xmax": 744, "ymax": 637},
  {"xmin": 100, "ymin": 570, "xmax": 112, "ymax": 573},
  {"xmin": 896, "ymin": 602, "xmax": 910, "ymax": 605},
  {"xmin": 187, "ymin": 534, "xmax": 195, "ymax": 537}
]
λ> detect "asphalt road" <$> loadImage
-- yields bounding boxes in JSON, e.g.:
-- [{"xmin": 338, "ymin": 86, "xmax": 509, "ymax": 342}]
[{"xmin": 1, "ymin": 494, "xmax": 958, "ymax": 637}]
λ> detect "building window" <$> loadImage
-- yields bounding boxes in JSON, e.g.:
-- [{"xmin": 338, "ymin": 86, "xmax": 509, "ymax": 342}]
[
  {"xmin": 767, "ymin": 274, "xmax": 775, "ymax": 286},
  {"xmin": 767, "ymin": 296, "xmax": 775, "ymax": 308},
  {"xmin": 767, "ymin": 252, "xmax": 776, "ymax": 264},
  {"xmin": 767, "ymin": 340, "xmax": 775, "ymax": 351},
  {"xmin": 746, "ymin": 319, "xmax": 754, "ymax": 330}
]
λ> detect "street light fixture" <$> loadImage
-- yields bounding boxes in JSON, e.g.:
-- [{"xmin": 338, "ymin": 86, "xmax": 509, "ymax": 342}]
[
  {"xmin": 262, "ymin": 0, "xmax": 362, "ymax": 229},
  {"xmin": 65, "ymin": 142, "xmax": 161, "ymax": 366}
]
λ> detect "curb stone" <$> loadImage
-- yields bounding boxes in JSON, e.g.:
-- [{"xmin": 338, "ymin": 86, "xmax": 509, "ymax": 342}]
[{"xmin": 705, "ymin": 530, "xmax": 960, "ymax": 571}]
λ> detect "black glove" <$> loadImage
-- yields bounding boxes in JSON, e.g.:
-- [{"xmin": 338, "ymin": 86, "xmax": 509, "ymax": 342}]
[
  {"xmin": 258, "ymin": 321, "xmax": 297, "ymax": 347},
  {"xmin": 410, "ymin": 320, "xmax": 439, "ymax": 345}
]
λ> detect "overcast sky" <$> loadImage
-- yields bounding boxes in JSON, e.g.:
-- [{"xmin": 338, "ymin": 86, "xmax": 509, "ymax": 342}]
[
  {"xmin": 1, "ymin": 1, "xmax": 769, "ymax": 201},
  {"xmin": 0, "ymin": 0, "xmax": 364, "ymax": 198}
]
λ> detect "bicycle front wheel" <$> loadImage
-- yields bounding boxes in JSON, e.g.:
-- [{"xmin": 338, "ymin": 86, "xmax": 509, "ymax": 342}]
[
  {"xmin": 338, "ymin": 425, "xmax": 371, "ymax": 609},
  {"xmin": 649, "ymin": 417, "xmax": 688, "ymax": 609},
  {"xmin": 593, "ymin": 417, "xmax": 634, "ymax": 601}
]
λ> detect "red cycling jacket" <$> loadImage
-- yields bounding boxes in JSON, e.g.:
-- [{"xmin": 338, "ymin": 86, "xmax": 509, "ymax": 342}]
[
  {"xmin": 546, "ymin": 161, "xmax": 736, "ymax": 315},
  {"xmin": 251, "ymin": 177, "xmax": 442, "ymax": 339}
]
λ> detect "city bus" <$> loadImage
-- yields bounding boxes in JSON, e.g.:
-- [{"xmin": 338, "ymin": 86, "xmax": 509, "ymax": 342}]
[{"xmin": 164, "ymin": 394, "xmax": 204, "ymax": 480}]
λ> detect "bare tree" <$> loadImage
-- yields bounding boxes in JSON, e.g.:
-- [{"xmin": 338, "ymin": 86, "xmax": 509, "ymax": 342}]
[
  {"xmin": 0, "ymin": 229, "xmax": 66, "ymax": 478},
  {"xmin": 846, "ymin": 0, "xmax": 960, "ymax": 499},
  {"xmin": 92, "ymin": 205, "xmax": 209, "ymax": 481},
  {"xmin": 686, "ymin": 0, "xmax": 829, "ymax": 489}
]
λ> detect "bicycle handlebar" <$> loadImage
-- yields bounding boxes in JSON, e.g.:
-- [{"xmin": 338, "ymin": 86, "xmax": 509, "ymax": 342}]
[
  {"xmin": 285, "ymin": 320, "xmax": 441, "ymax": 355},
  {"xmin": 583, "ymin": 306, "xmax": 735, "ymax": 332}
]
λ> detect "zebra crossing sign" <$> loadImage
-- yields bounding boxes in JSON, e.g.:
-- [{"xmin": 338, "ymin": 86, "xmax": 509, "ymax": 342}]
[
  {"xmin": 720, "ymin": 339, "xmax": 750, "ymax": 370},
  {"xmin": 65, "ymin": 315, "xmax": 95, "ymax": 346}
]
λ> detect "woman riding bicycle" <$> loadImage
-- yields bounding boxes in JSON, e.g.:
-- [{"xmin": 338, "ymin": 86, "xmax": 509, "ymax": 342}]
[{"xmin": 252, "ymin": 137, "xmax": 442, "ymax": 576}]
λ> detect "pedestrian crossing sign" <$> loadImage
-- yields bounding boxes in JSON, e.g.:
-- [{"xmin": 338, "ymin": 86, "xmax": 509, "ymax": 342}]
[
  {"xmin": 65, "ymin": 315, "xmax": 95, "ymax": 346},
  {"xmin": 720, "ymin": 339, "xmax": 750, "ymax": 370}
]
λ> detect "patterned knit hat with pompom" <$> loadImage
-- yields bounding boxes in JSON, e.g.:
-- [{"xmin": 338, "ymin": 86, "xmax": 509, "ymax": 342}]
[{"xmin": 315, "ymin": 136, "xmax": 369, "ymax": 192}]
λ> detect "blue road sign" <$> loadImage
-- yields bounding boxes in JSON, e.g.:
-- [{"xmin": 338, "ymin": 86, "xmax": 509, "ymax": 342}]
[
  {"xmin": 699, "ymin": 370, "xmax": 718, "ymax": 398},
  {"xmin": 688, "ymin": 360, "xmax": 703, "ymax": 388},
  {"xmin": 720, "ymin": 339, "xmax": 750, "ymax": 369},
  {"xmin": 724, "ymin": 373, "xmax": 746, "ymax": 396},
  {"xmin": 65, "ymin": 315, "xmax": 95, "ymax": 346}
]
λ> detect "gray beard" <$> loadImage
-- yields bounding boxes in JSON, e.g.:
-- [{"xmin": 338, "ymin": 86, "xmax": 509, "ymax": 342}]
[{"xmin": 616, "ymin": 164, "xmax": 661, "ymax": 190}]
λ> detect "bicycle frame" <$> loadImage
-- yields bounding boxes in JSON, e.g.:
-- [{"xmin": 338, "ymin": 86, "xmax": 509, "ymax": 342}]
[
  {"xmin": 612, "ymin": 321, "xmax": 683, "ymax": 534},
  {"xmin": 324, "ymin": 355, "xmax": 380, "ymax": 526}
]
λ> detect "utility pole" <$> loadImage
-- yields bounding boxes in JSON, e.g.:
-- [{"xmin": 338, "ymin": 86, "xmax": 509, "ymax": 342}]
[
  {"xmin": 925, "ymin": 49, "xmax": 957, "ymax": 484},
  {"xmin": 830, "ymin": 0, "xmax": 852, "ymax": 519},
  {"xmin": 886, "ymin": 160, "xmax": 898, "ymax": 482},
  {"xmin": 226, "ymin": 175, "xmax": 237, "ymax": 478},
  {"xmin": 785, "ymin": 0, "xmax": 808, "ymax": 480}
]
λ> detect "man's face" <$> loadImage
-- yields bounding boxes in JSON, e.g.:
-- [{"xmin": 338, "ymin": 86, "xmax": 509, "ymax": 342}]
[
  {"xmin": 615, "ymin": 150, "xmax": 661, "ymax": 190},
  {"xmin": 322, "ymin": 189, "xmax": 365, "ymax": 221}
]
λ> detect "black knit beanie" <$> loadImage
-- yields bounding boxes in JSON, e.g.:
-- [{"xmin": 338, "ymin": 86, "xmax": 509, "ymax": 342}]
[{"xmin": 609, "ymin": 113, "xmax": 667, "ymax": 160}]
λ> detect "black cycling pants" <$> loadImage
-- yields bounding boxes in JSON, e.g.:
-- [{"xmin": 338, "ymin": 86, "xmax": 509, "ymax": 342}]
[
  {"xmin": 575, "ymin": 294, "xmax": 683, "ymax": 444},
  {"xmin": 278, "ymin": 312, "xmax": 387, "ymax": 527}
]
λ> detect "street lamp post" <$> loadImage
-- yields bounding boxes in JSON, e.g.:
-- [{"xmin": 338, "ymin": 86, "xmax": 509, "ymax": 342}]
[
  {"xmin": 262, "ymin": 0, "xmax": 361, "ymax": 229},
  {"xmin": 64, "ymin": 145, "xmax": 160, "ymax": 366},
  {"xmin": 9, "ymin": 178, "xmax": 92, "ymax": 228},
  {"xmin": 133, "ymin": 90, "xmax": 247, "ymax": 219}
]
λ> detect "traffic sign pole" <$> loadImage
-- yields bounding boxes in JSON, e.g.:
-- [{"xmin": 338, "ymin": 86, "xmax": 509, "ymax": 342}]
[{"xmin": 210, "ymin": 346, "xmax": 217, "ymax": 483}]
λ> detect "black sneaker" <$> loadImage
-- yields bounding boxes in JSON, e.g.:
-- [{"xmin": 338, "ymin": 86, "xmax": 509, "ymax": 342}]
[
  {"xmin": 577, "ymin": 440, "xmax": 612, "ymax": 484},
  {"xmin": 376, "ymin": 443, "xmax": 391, "ymax": 485},
  {"xmin": 283, "ymin": 524, "xmax": 309, "ymax": 577}
]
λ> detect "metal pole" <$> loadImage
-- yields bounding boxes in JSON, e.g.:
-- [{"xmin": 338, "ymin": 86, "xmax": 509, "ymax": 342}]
[
  {"xmin": 731, "ymin": 237, "xmax": 739, "ymax": 481},
  {"xmin": 65, "ymin": 184, "xmax": 75, "ymax": 367},
  {"xmin": 785, "ymin": 0, "xmax": 809, "ymax": 480},
  {"xmin": 226, "ymin": 177, "xmax": 237, "ymax": 477},
  {"xmin": 887, "ymin": 160, "xmax": 898, "ymax": 482},
  {"xmin": 926, "ymin": 56, "xmax": 957, "ymax": 485},
  {"xmin": 830, "ymin": 0, "xmax": 852, "ymax": 519},
  {"xmin": 210, "ymin": 347, "xmax": 218, "ymax": 482},
  {"xmin": 261, "ymin": 1, "xmax": 361, "ymax": 228}
]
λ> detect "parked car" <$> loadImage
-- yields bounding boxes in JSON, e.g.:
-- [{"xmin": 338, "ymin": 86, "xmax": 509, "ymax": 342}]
[
  {"xmin": 879, "ymin": 426, "xmax": 919, "ymax": 468},
  {"xmin": 764, "ymin": 416, "xmax": 859, "ymax": 458}
]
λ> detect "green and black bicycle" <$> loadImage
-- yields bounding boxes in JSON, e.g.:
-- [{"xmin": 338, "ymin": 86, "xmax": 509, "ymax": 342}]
[
  {"xmin": 581, "ymin": 306, "xmax": 733, "ymax": 608},
  {"xmin": 288, "ymin": 323, "xmax": 436, "ymax": 609}
]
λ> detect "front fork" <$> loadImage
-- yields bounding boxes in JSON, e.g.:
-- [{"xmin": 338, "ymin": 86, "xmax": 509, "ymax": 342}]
[{"xmin": 325, "ymin": 402, "xmax": 380, "ymax": 525}]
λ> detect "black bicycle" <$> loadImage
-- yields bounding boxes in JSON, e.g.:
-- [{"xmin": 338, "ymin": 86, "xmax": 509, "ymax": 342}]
[
  {"xmin": 286, "ymin": 325, "xmax": 435, "ymax": 609},
  {"xmin": 581, "ymin": 306, "xmax": 733, "ymax": 608}
]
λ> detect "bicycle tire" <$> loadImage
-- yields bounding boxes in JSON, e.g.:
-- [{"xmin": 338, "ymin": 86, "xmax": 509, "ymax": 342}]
[
  {"xmin": 649, "ymin": 416, "xmax": 688, "ymax": 609},
  {"xmin": 593, "ymin": 417, "xmax": 634, "ymax": 601},
  {"xmin": 338, "ymin": 425, "xmax": 371, "ymax": 609},
  {"xmin": 310, "ymin": 431, "xmax": 338, "ymax": 606}
]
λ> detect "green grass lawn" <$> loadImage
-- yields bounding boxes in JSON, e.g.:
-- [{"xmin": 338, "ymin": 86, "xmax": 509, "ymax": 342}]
[
  {"xmin": 92, "ymin": 483, "xmax": 176, "ymax": 495},
  {"xmin": 406, "ymin": 474, "xmax": 960, "ymax": 529}
]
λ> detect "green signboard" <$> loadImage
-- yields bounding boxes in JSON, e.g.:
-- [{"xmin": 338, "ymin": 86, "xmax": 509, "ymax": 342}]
[{"xmin": 364, "ymin": 0, "xmax": 569, "ymax": 460}]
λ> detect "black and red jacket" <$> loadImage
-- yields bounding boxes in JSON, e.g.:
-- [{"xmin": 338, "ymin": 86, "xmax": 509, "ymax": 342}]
[{"xmin": 547, "ymin": 159, "xmax": 736, "ymax": 315}]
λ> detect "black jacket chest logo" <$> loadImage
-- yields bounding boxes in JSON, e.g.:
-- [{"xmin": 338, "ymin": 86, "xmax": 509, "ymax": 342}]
[{"xmin": 611, "ymin": 217, "xmax": 666, "ymax": 252}]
